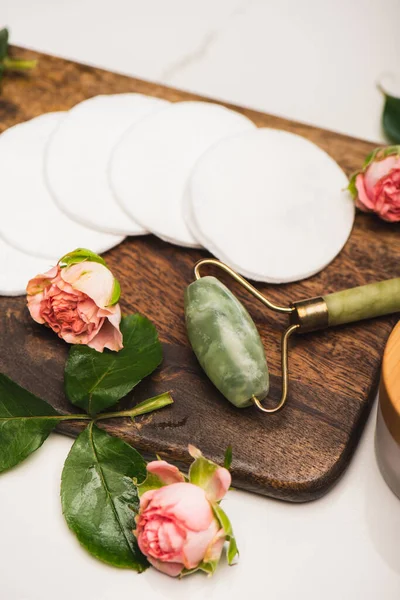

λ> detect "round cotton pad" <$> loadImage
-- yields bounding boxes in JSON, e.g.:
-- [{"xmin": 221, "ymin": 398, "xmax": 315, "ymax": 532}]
[
  {"xmin": 45, "ymin": 94, "xmax": 169, "ymax": 235},
  {"xmin": 185, "ymin": 128, "xmax": 354, "ymax": 283},
  {"xmin": 0, "ymin": 113, "xmax": 124, "ymax": 260},
  {"xmin": 0, "ymin": 239, "xmax": 55, "ymax": 296},
  {"xmin": 109, "ymin": 101, "xmax": 257, "ymax": 247}
]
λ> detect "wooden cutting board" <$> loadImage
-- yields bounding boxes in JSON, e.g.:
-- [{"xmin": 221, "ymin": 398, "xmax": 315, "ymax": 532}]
[{"xmin": 0, "ymin": 47, "xmax": 399, "ymax": 502}]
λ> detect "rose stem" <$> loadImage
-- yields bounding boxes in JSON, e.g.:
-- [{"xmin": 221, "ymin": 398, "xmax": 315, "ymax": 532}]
[
  {"xmin": 3, "ymin": 57, "xmax": 37, "ymax": 71},
  {"xmin": 95, "ymin": 392, "xmax": 174, "ymax": 421}
]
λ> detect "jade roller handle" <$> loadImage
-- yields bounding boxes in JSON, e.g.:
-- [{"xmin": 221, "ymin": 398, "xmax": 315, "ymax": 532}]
[{"xmin": 292, "ymin": 278, "xmax": 400, "ymax": 332}]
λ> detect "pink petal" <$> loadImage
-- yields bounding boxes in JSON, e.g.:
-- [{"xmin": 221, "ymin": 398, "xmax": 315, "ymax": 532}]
[
  {"xmin": 203, "ymin": 528, "xmax": 226, "ymax": 563},
  {"xmin": 183, "ymin": 519, "xmax": 219, "ymax": 569},
  {"xmin": 87, "ymin": 308, "xmax": 123, "ymax": 352},
  {"xmin": 27, "ymin": 294, "xmax": 46, "ymax": 323},
  {"xmin": 188, "ymin": 445, "xmax": 202, "ymax": 459},
  {"xmin": 60, "ymin": 261, "xmax": 116, "ymax": 308},
  {"xmin": 26, "ymin": 265, "xmax": 59, "ymax": 296},
  {"xmin": 355, "ymin": 173, "xmax": 373, "ymax": 211},
  {"xmin": 147, "ymin": 557, "xmax": 183, "ymax": 577},
  {"xmin": 206, "ymin": 467, "xmax": 232, "ymax": 503},
  {"xmin": 148, "ymin": 483, "xmax": 213, "ymax": 531},
  {"xmin": 147, "ymin": 461, "xmax": 185, "ymax": 485},
  {"xmin": 139, "ymin": 489, "xmax": 157, "ymax": 511},
  {"xmin": 61, "ymin": 331, "xmax": 92, "ymax": 345},
  {"xmin": 158, "ymin": 520, "xmax": 185, "ymax": 554},
  {"xmin": 364, "ymin": 156, "xmax": 400, "ymax": 198},
  {"xmin": 384, "ymin": 211, "xmax": 400, "ymax": 223},
  {"xmin": 101, "ymin": 304, "xmax": 123, "ymax": 339}
]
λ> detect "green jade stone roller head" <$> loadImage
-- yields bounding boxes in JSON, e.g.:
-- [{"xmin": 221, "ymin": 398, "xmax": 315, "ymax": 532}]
[{"xmin": 184, "ymin": 259, "xmax": 400, "ymax": 414}]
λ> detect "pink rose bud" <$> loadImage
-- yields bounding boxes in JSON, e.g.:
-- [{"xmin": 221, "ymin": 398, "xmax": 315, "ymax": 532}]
[
  {"xmin": 135, "ymin": 449, "xmax": 237, "ymax": 577},
  {"xmin": 349, "ymin": 146, "xmax": 400, "ymax": 222},
  {"xmin": 26, "ymin": 249, "xmax": 123, "ymax": 352}
]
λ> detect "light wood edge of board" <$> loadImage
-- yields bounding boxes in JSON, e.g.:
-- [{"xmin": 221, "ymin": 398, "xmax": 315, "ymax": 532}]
[{"xmin": 380, "ymin": 320, "xmax": 400, "ymax": 444}]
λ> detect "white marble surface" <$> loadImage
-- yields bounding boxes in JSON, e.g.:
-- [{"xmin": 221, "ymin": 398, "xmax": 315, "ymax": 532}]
[{"xmin": 1, "ymin": 0, "xmax": 400, "ymax": 598}]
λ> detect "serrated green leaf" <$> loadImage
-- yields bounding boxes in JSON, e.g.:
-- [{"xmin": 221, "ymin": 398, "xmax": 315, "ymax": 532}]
[
  {"xmin": 0, "ymin": 28, "xmax": 9, "ymax": 61},
  {"xmin": 65, "ymin": 314, "xmax": 163, "ymax": 416},
  {"xmin": 59, "ymin": 248, "xmax": 108, "ymax": 269},
  {"xmin": 61, "ymin": 422, "xmax": 148, "ymax": 571},
  {"xmin": 382, "ymin": 95, "xmax": 400, "ymax": 144},
  {"xmin": 224, "ymin": 445, "xmax": 232, "ymax": 470},
  {"xmin": 0, "ymin": 373, "xmax": 61, "ymax": 472}
]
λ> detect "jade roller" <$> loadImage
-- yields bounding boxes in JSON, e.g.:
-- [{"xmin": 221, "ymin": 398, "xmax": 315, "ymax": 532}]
[{"xmin": 184, "ymin": 258, "xmax": 400, "ymax": 413}]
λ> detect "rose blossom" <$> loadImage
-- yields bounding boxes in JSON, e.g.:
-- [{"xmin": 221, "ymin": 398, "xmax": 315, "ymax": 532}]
[
  {"xmin": 26, "ymin": 260, "xmax": 123, "ymax": 352},
  {"xmin": 353, "ymin": 151, "xmax": 400, "ymax": 222},
  {"xmin": 134, "ymin": 458, "xmax": 232, "ymax": 577}
]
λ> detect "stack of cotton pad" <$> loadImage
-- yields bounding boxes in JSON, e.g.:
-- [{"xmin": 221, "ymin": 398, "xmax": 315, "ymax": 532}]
[
  {"xmin": 45, "ymin": 94, "xmax": 169, "ymax": 236},
  {"xmin": 0, "ymin": 92, "xmax": 354, "ymax": 296},
  {"xmin": 109, "ymin": 101, "xmax": 257, "ymax": 247}
]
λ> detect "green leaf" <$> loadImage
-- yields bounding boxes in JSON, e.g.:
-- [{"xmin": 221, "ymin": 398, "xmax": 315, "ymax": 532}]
[
  {"xmin": 212, "ymin": 504, "xmax": 239, "ymax": 565},
  {"xmin": 383, "ymin": 95, "xmax": 400, "ymax": 144},
  {"xmin": 61, "ymin": 422, "xmax": 148, "ymax": 571},
  {"xmin": 0, "ymin": 373, "xmax": 61, "ymax": 473},
  {"xmin": 0, "ymin": 28, "xmax": 9, "ymax": 61},
  {"xmin": 58, "ymin": 248, "xmax": 108, "ymax": 269},
  {"xmin": 224, "ymin": 445, "xmax": 232, "ymax": 470},
  {"xmin": 65, "ymin": 314, "xmax": 163, "ymax": 416}
]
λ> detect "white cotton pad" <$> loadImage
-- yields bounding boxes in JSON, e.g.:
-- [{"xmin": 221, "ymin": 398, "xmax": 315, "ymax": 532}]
[
  {"xmin": 0, "ymin": 113, "xmax": 124, "ymax": 260},
  {"xmin": 109, "ymin": 101, "xmax": 257, "ymax": 247},
  {"xmin": 0, "ymin": 239, "xmax": 55, "ymax": 296},
  {"xmin": 45, "ymin": 94, "xmax": 169, "ymax": 235},
  {"xmin": 185, "ymin": 128, "xmax": 355, "ymax": 283}
]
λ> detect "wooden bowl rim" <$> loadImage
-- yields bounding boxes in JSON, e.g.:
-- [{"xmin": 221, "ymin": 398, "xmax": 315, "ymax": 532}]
[{"xmin": 380, "ymin": 321, "xmax": 400, "ymax": 444}]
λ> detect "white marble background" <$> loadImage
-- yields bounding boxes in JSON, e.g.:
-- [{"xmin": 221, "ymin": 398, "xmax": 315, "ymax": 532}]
[{"xmin": 1, "ymin": 1, "xmax": 400, "ymax": 599}]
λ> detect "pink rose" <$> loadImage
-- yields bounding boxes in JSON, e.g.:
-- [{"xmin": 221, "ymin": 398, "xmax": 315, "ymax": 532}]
[
  {"xmin": 27, "ymin": 258, "xmax": 123, "ymax": 352},
  {"xmin": 135, "ymin": 451, "xmax": 236, "ymax": 577},
  {"xmin": 352, "ymin": 149, "xmax": 400, "ymax": 222}
]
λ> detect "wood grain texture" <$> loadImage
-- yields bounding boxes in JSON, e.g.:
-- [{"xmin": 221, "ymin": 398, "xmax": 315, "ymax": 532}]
[{"xmin": 0, "ymin": 47, "xmax": 399, "ymax": 501}]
